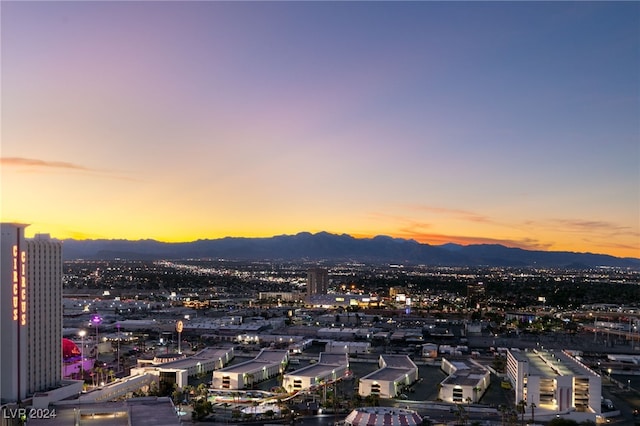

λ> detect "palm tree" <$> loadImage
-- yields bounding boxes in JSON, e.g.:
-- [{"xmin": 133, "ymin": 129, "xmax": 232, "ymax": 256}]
[
  {"xmin": 172, "ymin": 387, "xmax": 183, "ymax": 408},
  {"xmin": 516, "ymin": 400, "xmax": 527, "ymax": 426},
  {"xmin": 93, "ymin": 366, "xmax": 104, "ymax": 386},
  {"xmin": 455, "ymin": 404, "xmax": 468, "ymax": 426},
  {"xmin": 196, "ymin": 383, "xmax": 208, "ymax": 398},
  {"xmin": 530, "ymin": 402, "xmax": 536, "ymax": 424}
]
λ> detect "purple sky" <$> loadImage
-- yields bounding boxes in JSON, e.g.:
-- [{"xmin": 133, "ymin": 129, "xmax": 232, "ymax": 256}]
[{"xmin": 1, "ymin": 1, "xmax": 638, "ymax": 258}]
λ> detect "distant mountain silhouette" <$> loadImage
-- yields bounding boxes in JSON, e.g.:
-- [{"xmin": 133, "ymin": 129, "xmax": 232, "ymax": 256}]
[{"xmin": 59, "ymin": 232, "xmax": 639, "ymax": 268}]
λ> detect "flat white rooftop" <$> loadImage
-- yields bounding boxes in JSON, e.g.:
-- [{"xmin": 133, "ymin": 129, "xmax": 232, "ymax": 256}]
[
  {"xmin": 511, "ymin": 350, "xmax": 597, "ymax": 378},
  {"xmin": 157, "ymin": 346, "xmax": 233, "ymax": 370}
]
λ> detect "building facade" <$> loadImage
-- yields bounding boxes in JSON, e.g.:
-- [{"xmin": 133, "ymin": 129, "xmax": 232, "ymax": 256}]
[
  {"xmin": 307, "ymin": 268, "xmax": 328, "ymax": 296},
  {"xmin": 506, "ymin": 349, "xmax": 601, "ymax": 418},
  {"xmin": 438, "ymin": 358, "xmax": 490, "ymax": 403},
  {"xmin": 1, "ymin": 224, "xmax": 62, "ymax": 403},
  {"xmin": 27, "ymin": 233, "xmax": 63, "ymax": 397},
  {"xmin": 282, "ymin": 352, "xmax": 349, "ymax": 393},
  {"xmin": 212, "ymin": 349, "xmax": 288, "ymax": 390},
  {"xmin": 358, "ymin": 355, "xmax": 418, "ymax": 399}
]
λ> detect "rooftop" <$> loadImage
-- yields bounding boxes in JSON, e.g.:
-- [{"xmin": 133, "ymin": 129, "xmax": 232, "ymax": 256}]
[
  {"xmin": 361, "ymin": 367, "xmax": 413, "ymax": 382},
  {"xmin": 156, "ymin": 346, "xmax": 233, "ymax": 370},
  {"xmin": 511, "ymin": 350, "xmax": 598, "ymax": 378},
  {"xmin": 380, "ymin": 354, "xmax": 417, "ymax": 369},
  {"xmin": 319, "ymin": 352, "xmax": 349, "ymax": 366},
  {"xmin": 344, "ymin": 407, "xmax": 422, "ymax": 426}
]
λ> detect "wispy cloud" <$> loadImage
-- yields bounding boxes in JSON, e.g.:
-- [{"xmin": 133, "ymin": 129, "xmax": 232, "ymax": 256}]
[
  {"xmin": 536, "ymin": 218, "xmax": 638, "ymax": 241},
  {"xmin": 353, "ymin": 228, "xmax": 552, "ymax": 251},
  {"xmin": 1, "ymin": 157, "xmax": 140, "ymax": 182},
  {"xmin": 361, "ymin": 210, "xmax": 552, "ymax": 250},
  {"xmin": 1, "ymin": 157, "xmax": 92, "ymax": 171},
  {"xmin": 393, "ymin": 229, "xmax": 552, "ymax": 251},
  {"xmin": 406, "ymin": 204, "xmax": 493, "ymax": 224}
]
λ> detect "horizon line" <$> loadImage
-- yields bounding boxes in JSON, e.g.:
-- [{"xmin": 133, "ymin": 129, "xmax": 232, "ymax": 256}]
[{"xmin": 38, "ymin": 230, "xmax": 639, "ymax": 260}]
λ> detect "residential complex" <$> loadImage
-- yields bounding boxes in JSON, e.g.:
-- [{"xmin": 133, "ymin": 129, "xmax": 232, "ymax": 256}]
[
  {"xmin": 358, "ymin": 355, "xmax": 418, "ymax": 399},
  {"xmin": 212, "ymin": 349, "xmax": 288, "ymax": 389},
  {"xmin": 439, "ymin": 357, "xmax": 490, "ymax": 403},
  {"xmin": 282, "ymin": 352, "xmax": 348, "ymax": 393},
  {"xmin": 506, "ymin": 349, "xmax": 602, "ymax": 417}
]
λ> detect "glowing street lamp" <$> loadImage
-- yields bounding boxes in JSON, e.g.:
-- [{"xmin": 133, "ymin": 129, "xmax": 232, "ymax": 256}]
[
  {"xmin": 91, "ymin": 314, "xmax": 102, "ymax": 356},
  {"xmin": 78, "ymin": 330, "xmax": 86, "ymax": 377}
]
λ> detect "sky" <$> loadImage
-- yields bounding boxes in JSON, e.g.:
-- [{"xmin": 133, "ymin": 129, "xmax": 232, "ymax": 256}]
[{"xmin": 1, "ymin": 1, "xmax": 639, "ymax": 258}]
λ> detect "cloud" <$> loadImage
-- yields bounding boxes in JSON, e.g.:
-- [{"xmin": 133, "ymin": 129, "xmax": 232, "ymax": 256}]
[
  {"xmin": 406, "ymin": 204, "xmax": 492, "ymax": 223},
  {"xmin": 360, "ymin": 211, "xmax": 552, "ymax": 250},
  {"xmin": 391, "ymin": 228, "xmax": 553, "ymax": 251},
  {"xmin": 546, "ymin": 218, "xmax": 636, "ymax": 238},
  {"xmin": 1, "ymin": 157, "xmax": 92, "ymax": 171},
  {"xmin": 0, "ymin": 156, "xmax": 139, "ymax": 182}
]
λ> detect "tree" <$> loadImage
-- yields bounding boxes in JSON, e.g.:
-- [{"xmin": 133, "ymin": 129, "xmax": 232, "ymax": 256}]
[
  {"xmin": 172, "ymin": 387, "xmax": 183, "ymax": 405},
  {"xmin": 364, "ymin": 393, "xmax": 379, "ymax": 407},
  {"xmin": 147, "ymin": 381, "xmax": 160, "ymax": 396},
  {"xmin": 454, "ymin": 404, "xmax": 468, "ymax": 426},
  {"xmin": 192, "ymin": 398, "xmax": 214, "ymax": 421},
  {"xmin": 530, "ymin": 402, "xmax": 536, "ymax": 424},
  {"xmin": 196, "ymin": 383, "xmax": 208, "ymax": 398},
  {"xmin": 516, "ymin": 399, "xmax": 527, "ymax": 426}
]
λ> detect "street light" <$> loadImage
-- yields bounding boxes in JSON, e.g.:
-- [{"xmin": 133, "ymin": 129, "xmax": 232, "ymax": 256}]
[
  {"xmin": 91, "ymin": 314, "xmax": 102, "ymax": 359},
  {"xmin": 78, "ymin": 330, "xmax": 86, "ymax": 378},
  {"xmin": 116, "ymin": 323, "xmax": 121, "ymax": 374}
]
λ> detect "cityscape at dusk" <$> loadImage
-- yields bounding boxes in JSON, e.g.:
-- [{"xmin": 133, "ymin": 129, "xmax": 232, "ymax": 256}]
[{"xmin": 1, "ymin": 1, "xmax": 638, "ymax": 258}]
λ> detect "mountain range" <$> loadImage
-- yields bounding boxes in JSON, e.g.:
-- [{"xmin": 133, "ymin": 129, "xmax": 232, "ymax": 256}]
[{"xmin": 60, "ymin": 232, "xmax": 640, "ymax": 268}]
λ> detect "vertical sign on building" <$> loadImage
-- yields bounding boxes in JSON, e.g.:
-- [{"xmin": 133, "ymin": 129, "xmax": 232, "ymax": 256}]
[
  {"xmin": 12, "ymin": 245, "xmax": 19, "ymax": 322},
  {"xmin": 20, "ymin": 249, "xmax": 26, "ymax": 326},
  {"xmin": 11, "ymin": 244, "xmax": 27, "ymax": 326}
]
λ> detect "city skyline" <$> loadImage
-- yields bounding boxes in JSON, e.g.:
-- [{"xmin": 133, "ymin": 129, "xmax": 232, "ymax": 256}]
[{"xmin": 1, "ymin": 1, "xmax": 638, "ymax": 258}]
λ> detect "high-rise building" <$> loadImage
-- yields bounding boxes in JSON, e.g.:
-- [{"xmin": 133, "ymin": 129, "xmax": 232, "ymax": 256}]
[
  {"xmin": 467, "ymin": 281, "xmax": 486, "ymax": 308},
  {"xmin": 306, "ymin": 268, "xmax": 328, "ymax": 296},
  {"xmin": 1, "ymin": 224, "xmax": 62, "ymax": 403}
]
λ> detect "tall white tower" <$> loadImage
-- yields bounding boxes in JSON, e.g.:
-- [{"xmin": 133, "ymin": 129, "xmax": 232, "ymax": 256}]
[
  {"xmin": 1, "ymin": 223, "xmax": 29, "ymax": 402},
  {"xmin": 1, "ymin": 224, "xmax": 63, "ymax": 403},
  {"xmin": 26, "ymin": 233, "xmax": 63, "ymax": 395}
]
